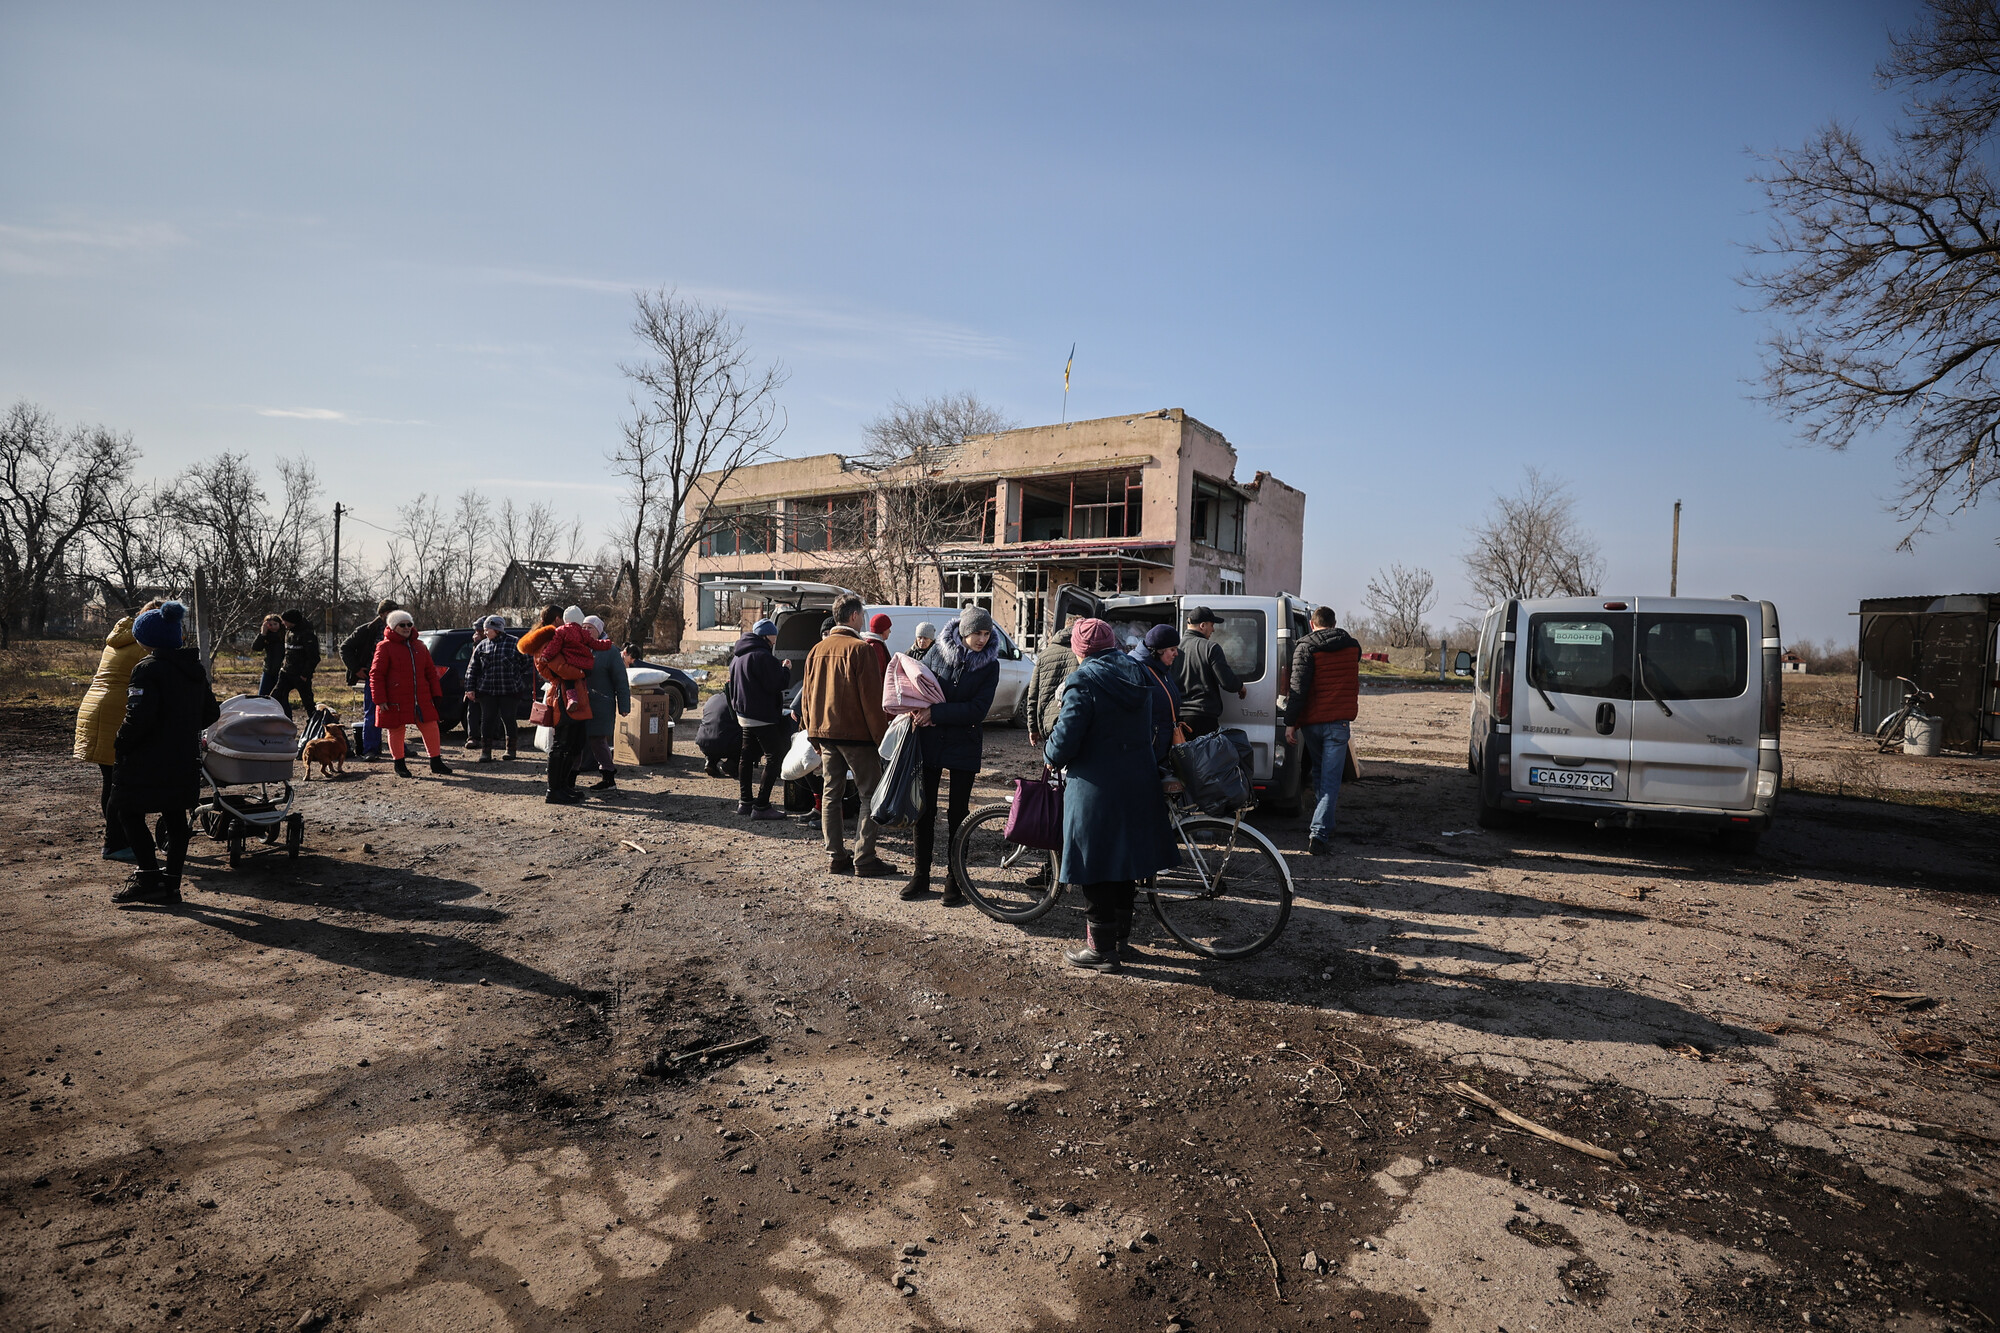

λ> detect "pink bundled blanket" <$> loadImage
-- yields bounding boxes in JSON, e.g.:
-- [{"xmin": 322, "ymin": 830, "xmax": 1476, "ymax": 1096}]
[{"xmin": 882, "ymin": 653, "xmax": 944, "ymax": 719}]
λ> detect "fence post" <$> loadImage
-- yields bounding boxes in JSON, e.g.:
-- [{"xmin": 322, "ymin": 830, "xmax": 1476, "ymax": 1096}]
[{"xmin": 191, "ymin": 567, "xmax": 213, "ymax": 678}]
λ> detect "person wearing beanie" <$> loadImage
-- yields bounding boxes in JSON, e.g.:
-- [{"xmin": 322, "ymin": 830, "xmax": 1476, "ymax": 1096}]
[
  {"xmin": 901, "ymin": 605, "xmax": 1002, "ymax": 904},
  {"xmin": 339, "ymin": 598, "xmax": 402, "ymax": 759},
  {"xmin": 569, "ymin": 615, "xmax": 630, "ymax": 792},
  {"xmin": 463, "ymin": 616, "xmax": 530, "ymax": 762},
  {"xmin": 729, "ymin": 616, "xmax": 791, "ymax": 818},
  {"xmin": 906, "ymin": 622, "xmax": 938, "ymax": 660},
  {"xmin": 108, "ymin": 602, "xmax": 219, "ymax": 905},
  {"xmin": 863, "ymin": 612, "xmax": 893, "ymax": 674},
  {"xmin": 270, "ymin": 608, "xmax": 321, "ymax": 718},
  {"xmin": 1043, "ymin": 616, "xmax": 1181, "ymax": 974},
  {"xmin": 1131, "ymin": 623, "xmax": 1185, "ymax": 759},
  {"xmin": 368, "ymin": 610, "xmax": 453, "ymax": 779},
  {"xmin": 74, "ymin": 597, "xmax": 165, "ymax": 863}
]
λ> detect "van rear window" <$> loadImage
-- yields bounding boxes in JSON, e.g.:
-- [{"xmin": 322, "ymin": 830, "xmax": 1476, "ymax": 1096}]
[
  {"xmin": 1527, "ymin": 615, "xmax": 1631, "ymax": 700},
  {"xmin": 1639, "ymin": 615, "xmax": 1748, "ymax": 700}
]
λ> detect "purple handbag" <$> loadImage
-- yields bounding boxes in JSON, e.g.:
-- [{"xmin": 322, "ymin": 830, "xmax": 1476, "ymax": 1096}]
[{"xmin": 1002, "ymin": 771, "xmax": 1064, "ymax": 850}]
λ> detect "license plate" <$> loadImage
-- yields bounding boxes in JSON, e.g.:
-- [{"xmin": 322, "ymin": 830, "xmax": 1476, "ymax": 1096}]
[{"xmin": 1528, "ymin": 767, "xmax": 1614, "ymax": 792}]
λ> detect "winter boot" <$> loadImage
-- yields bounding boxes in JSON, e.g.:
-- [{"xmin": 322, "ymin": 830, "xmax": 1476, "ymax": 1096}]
[
  {"xmin": 737, "ymin": 800, "xmax": 756, "ymax": 816},
  {"xmin": 111, "ymin": 870, "xmax": 177, "ymax": 906},
  {"xmin": 477, "ymin": 748, "xmax": 494, "ymax": 764},
  {"xmin": 545, "ymin": 787, "xmax": 584, "ymax": 805},
  {"xmin": 588, "ymin": 774, "xmax": 616, "ymax": 791},
  {"xmin": 393, "ymin": 758, "xmax": 414, "ymax": 778},
  {"xmin": 938, "ymin": 879, "xmax": 966, "ymax": 908},
  {"xmin": 429, "ymin": 756, "xmax": 454, "ymax": 776},
  {"xmin": 898, "ymin": 875, "xmax": 933, "ymax": 901},
  {"xmin": 751, "ymin": 804, "xmax": 786, "ymax": 821},
  {"xmin": 1113, "ymin": 899, "xmax": 1142, "ymax": 957},
  {"xmin": 1064, "ymin": 925, "xmax": 1122, "ymax": 973}
]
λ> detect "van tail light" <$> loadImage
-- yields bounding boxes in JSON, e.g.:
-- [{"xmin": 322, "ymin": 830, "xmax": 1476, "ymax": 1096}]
[
  {"xmin": 1494, "ymin": 637, "xmax": 1515, "ymax": 724},
  {"xmin": 1760, "ymin": 647, "xmax": 1781, "ymax": 737},
  {"xmin": 1276, "ymin": 662, "xmax": 1290, "ymax": 700}
]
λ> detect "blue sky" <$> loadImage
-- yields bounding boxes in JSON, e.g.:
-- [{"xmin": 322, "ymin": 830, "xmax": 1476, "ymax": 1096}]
[{"xmin": 2, "ymin": 1, "xmax": 1990, "ymax": 642}]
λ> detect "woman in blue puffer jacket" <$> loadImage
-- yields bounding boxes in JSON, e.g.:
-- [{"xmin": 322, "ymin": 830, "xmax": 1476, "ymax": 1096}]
[{"xmin": 903, "ymin": 606, "xmax": 1000, "ymax": 905}]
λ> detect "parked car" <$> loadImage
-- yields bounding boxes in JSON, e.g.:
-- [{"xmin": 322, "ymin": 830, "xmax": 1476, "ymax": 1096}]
[
  {"xmin": 1056, "ymin": 585, "xmax": 1313, "ymax": 815},
  {"xmin": 702, "ymin": 580, "xmax": 1033, "ymax": 724},
  {"xmin": 416, "ymin": 627, "xmax": 700, "ymax": 733},
  {"xmin": 1465, "ymin": 595, "xmax": 1781, "ymax": 852}
]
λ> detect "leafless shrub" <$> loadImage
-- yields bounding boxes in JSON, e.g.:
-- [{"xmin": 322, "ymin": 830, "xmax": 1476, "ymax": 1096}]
[
  {"xmin": 1461, "ymin": 467, "xmax": 1603, "ymax": 607},
  {"xmin": 1748, "ymin": 0, "xmax": 2000, "ymax": 541}
]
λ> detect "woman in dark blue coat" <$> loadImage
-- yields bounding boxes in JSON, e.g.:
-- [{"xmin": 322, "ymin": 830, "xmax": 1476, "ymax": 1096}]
[
  {"xmin": 110, "ymin": 602, "xmax": 220, "ymax": 906},
  {"xmin": 1044, "ymin": 618, "xmax": 1181, "ymax": 972},
  {"xmin": 904, "ymin": 606, "xmax": 1000, "ymax": 904}
]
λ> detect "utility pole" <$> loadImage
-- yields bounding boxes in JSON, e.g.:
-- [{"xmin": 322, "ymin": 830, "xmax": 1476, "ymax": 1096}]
[
  {"xmin": 1669, "ymin": 499, "xmax": 1682, "ymax": 597},
  {"xmin": 192, "ymin": 567, "xmax": 213, "ymax": 677},
  {"xmin": 330, "ymin": 502, "xmax": 344, "ymax": 640}
]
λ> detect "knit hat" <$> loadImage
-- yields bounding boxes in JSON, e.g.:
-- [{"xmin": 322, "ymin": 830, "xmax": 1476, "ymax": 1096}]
[
  {"xmin": 1144, "ymin": 624, "xmax": 1182, "ymax": 651},
  {"xmin": 869, "ymin": 613, "xmax": 892, "ymax": 635},
  {"xmin": 957, "ymin": 605, "xmax": 994, "ymax": 636},
  {"xmin": 912, "ymin": 622, "xmax": 938, "ymax": 642},
  {"xmin": 751, "ymin": 618, "xmax": 779, "ymax": 637},
  {"xmin": 484, "ymin": 615, "xmax": 508, "ymax": 630},
  {"xmin": 281, "ymin": 608, "xmax": 307, "ymax": 627},
  {"xmin": 583, "ymin": 615, "xmax": 606, "ymax": 637},
  {"xmin": 563, "ymin": 605, "xmax": 585, "ymax": 624},
  {"xmin": 133, "ymin": 601, "xmax": 186, "ymax": 651},
  {"xmin": 386, "ymin": 609, "xmax": 415, "ymax": 629},
  {"xmin": 1071, "ymin": 617, "xmax": 1115, "ymax": 656}
]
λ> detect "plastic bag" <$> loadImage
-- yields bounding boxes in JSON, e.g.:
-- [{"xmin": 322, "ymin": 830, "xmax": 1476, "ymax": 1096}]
[
  {"xmin": 780, "ymin": 728, "xmax": 822, "ymax": 782},
  {"xmin": 533, "ymin": 724, "xmax": 554, "ymax": 753},
  {"xmin": 878, "ymin": 711, "xmax": 913, "ymax": 760},
  {"xmin": 869, "ymin": 714, "xmax": 925, "ymax": 828},
  {"xmin": 882, "ymin": 655, "xmax": 944, "ymax": 716},
  {"xmin": 1170, "ymin": 731, "xmax": 1252, "ymax": 816}
]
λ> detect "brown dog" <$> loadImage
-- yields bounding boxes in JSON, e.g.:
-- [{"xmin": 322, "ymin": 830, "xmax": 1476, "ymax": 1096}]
[{"xmin": 304, "ymin": 725, "xmax": 348, "ymax": 780}]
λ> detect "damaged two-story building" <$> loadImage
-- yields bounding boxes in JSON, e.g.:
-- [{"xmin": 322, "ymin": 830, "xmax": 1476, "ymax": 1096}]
[{"xmin": 684, "ymin": 408, "xmax": 1306, "ymax": 650}]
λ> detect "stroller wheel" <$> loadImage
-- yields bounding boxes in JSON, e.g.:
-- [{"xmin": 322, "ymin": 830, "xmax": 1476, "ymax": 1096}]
[
  {"xmin": 227, "ymin": 831, "xmax": 246, "ymax": 868},
  {"xmin": 285, "ymin": 814, "xmax": 303, "ymax": 859}
]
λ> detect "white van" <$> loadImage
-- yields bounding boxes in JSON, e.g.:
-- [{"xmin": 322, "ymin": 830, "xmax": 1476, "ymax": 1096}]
[
  {"xmin": 702, "ymin": 580, "xmax": 1034, "ymax": 725},
  {"xmin": 1466, "ymin": 595, "xmax": 1782, "ymax": 851},
  {"xmin": 1056, "ymin": 586, "xmax": 1313, "ymax": 814}
]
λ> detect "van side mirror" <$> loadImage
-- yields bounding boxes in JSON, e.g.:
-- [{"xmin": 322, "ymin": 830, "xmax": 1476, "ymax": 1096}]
[{"xmin": 1454, "ymin": 650, "xmax": 1473, "ymax": 676}]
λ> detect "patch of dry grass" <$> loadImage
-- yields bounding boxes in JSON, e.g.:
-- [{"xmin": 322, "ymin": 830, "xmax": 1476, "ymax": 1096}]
[
  {"xmin": 1782, "ymin": 673, "xmax": 1855, "ymax": 728},
  {"xmin": 0, "ymin": 639, "xmax": 99, "ymax": 705}
]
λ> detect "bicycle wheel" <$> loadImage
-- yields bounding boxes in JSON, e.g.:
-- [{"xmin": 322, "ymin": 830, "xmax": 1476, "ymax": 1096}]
[
  {"xmin": 1150, "ymin": 815, "xmax": 1293, "ymax": 959},
  {"xmin": 950, "ymin": 803, "xmax": 1063, "ymax": 923},
  {"xmin": 1875, "ymin": 709, "xmax": 1908, "ymax": 752}
]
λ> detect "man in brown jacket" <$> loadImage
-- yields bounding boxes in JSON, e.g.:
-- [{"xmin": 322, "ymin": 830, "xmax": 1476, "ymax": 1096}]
[{"xmin": 801, "ymin": 594, "xmax": 896, "ymax": 877}]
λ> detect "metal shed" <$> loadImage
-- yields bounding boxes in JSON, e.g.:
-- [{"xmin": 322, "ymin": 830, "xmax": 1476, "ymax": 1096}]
[{"xmin": 1855, "ymin": 594, "xmax": 2000, "ymax": 753}]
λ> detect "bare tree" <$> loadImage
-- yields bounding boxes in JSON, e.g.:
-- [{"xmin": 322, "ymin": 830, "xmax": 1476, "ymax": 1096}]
[
  {"xmin": 1461, "ymin": 467, "xmax": 1603, "ymax": 606},
  {"xmin": 1361, "ymin": 563, "xmax": 1438, "ymax": 648},
  {"xmin": 88, "ymin": 474, "xmax": 169, "ymax": 616},
  {"xmin": 157, "ymin": 454, "xmax": 327, "ymax": 666},
  {"xmin": 857, "ymin": 391, "xmax": 1015, "ymax": 604},
  {"xmin": 1749, "ymin": 0, "xmax": 2000, "ymax": 539},
  {"xmin": 613, "ymin": 289, "xmax": 788, "ymax": 649},
  {"xmin": 0, "ymin": 401, "xmax": 137, "ymax": 643},
  {"xmin": 498, "ymin": 498, "xmax": 583, "ymax": 567}
]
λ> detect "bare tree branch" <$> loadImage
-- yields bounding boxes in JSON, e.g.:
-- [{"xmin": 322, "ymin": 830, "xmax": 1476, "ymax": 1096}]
[
  {"xmin": 1461, "ymin": 467, "xmax": 1603, "ymax": 606},
  {"xmin": 1361, "ymin": 563, "xmax": 1437, "ymax": 648},
  {"xmin": 854, "ymin": 391, "xmax": 1014, "ymax": 604}
]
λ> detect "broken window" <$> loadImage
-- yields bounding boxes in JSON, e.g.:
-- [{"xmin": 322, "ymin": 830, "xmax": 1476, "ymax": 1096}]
[
  {"xmin": 1015, "ymin": 472, "xmax": 1143, "ymax": 542},
  {"xmin": 1190, "ymin": 478, "xmax": 1245, "ymax": 555},
  {"xmin": 701, "ymin": 503, "xmax": 777, "ymax": 557},
  {"xmin": 785, "ymin": 493, "xmax": 871, "ymax": 553}
]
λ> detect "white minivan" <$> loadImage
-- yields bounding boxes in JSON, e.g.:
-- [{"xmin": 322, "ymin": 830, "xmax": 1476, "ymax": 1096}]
[
  {"xmin": 702, "ymin": 580, "xmax": 1034, "ymax": 725},
  {"xmin": 1467, "ymin": 595, "xmax": 1782, "ymax": 851},
  {"xmin": 1055, "ymin": 585, "xmax": 1313, "ymax": 815}
]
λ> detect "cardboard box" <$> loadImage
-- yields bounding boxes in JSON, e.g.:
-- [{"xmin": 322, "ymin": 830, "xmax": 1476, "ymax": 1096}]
[{"xmin": 617, "ymin": 692, "xmax": 674, "ymax": 766}]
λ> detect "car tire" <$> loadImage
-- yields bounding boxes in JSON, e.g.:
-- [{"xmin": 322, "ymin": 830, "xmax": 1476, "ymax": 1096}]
[
  {"xmin": 1475, "ymin": 791, "xmax": 1516, "ymax": 829},
  {"xmin": 1712, "ymin": 828, "xmax": 1760, "ymax": 855},
  {"xmin": 669, "ymin": 690, "xmax": 688, "ymax": 723},
  {"xmin": 1006, "ymin": 688, "xmax": 1028, "ymax": 729}
]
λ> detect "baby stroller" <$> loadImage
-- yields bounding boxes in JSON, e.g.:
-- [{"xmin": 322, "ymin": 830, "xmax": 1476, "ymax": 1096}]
[{"xmin": 195, "ymin": 696, "xmax": 304, "ymax": 867}]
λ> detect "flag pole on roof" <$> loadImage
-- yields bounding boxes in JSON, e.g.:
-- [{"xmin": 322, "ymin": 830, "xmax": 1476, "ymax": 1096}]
[{"xmin": 1061, "ymin": 344, "xmax": 1074, "ymax": 428}]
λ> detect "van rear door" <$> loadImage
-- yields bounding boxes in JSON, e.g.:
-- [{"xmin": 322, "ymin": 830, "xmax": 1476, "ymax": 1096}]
[
  {"xmin": 1627, "ymin": 602, "xmax": 1758, "ymax": 809},
  {"xmin": 1199, "ymin": 595, "xmax": 1280, "ymax": 781},
  {"xmin": 1515, "ymin": 605, "xmax": 1634, "ymax": 799}
]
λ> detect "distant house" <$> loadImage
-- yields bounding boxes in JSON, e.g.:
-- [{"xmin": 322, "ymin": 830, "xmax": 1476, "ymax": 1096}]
[
  {"xmin": 486, "ymin": 560, "xmax": 612, "ymax": 627},
  {"xmin": 1781, "ymin": 651, "xmax": 1807, "ymax": 674}
]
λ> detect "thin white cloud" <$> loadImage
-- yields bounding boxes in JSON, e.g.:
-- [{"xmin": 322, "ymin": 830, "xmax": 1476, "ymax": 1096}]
[
  {"xmin": 0, "ymin": 220, "xmax": 189, "ymax": 274},
  {"xmin": 258, "ymin": 407, "xmax": 350, "ymax": 421},
  {"xmin": 473, "ymin": 267, "xmax": 1012, "ymax": 362}
]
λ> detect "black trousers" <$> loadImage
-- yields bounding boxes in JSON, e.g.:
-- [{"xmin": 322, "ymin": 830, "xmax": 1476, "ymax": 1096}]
[
  {"xmin": 912, "ymin": 766, "xmax": 975, "ymax": 878},
  {"xmin": 98, "ymin": 765, "xmax": 127, "ymax": 853},
  {"xmin": 738, "ymin": 723, "xmax": 789, "ymax": 805},
  {"xmin": 472, "ymin": 693, "xmax": 520, "ymax": 752},
  {"xmin": 119, "ymin": 807, "xmax": 190, "ymax": 883},
  {"xmin": 272, "ymin": 673, "xmax": 315, "ymax": 718},
  {"xmin": 547, "ymin": 718, "xmax": 588, "ymax": 791},
  {"xmin": 1180, "ymin": 713, "xmax": 1220, "ymax": 739},
  {"xmin": 1079, "ymin": 880, "xmax": 1137, "ymax": 937}
]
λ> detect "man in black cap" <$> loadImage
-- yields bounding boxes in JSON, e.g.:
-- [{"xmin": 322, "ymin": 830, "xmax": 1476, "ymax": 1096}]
[{"xmin": 1174, "ymin": 605, "xmax": 1245, "ymax": 739}]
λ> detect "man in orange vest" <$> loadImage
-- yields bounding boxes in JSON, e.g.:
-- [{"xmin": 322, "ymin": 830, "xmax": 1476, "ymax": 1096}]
[{"xmin": 1283, "ymin": 605, "xmax": 1361, "ymax": 856}]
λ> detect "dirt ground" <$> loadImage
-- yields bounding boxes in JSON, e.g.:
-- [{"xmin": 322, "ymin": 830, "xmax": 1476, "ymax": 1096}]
[{"xmin": 3, "ymin": 678, "xmax": 1996, "ymax": 1333}]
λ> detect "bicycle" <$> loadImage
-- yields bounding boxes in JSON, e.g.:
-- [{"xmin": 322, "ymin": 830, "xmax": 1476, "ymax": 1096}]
[
  {"xmin": 1873, "ymin": 675, "xmax": 1937, "ymax": 752},
  {"xmin": 946, "ymin": 782, "xmax": 1295, "ymax": 959}
]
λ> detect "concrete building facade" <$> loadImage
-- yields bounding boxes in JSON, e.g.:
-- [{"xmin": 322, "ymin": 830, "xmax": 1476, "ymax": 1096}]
[{"xmin": 684, "ymin": 408, "xmax": 1305, "ymax": 649}]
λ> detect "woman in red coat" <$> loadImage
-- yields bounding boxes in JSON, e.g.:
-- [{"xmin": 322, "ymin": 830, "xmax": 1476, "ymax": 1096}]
[{"xmin": 368, "ymin": 610, "xmax": 453, "ymax": 779}]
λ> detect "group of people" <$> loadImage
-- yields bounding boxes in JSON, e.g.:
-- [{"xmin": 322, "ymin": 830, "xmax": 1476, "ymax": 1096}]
[
  {"xmin": 250, "ymin": 610, "xmax": 321, "ymax": 716},
  {"xmin": 72, "ymin": 582, "xmax": 1364, "ymax": 974}
]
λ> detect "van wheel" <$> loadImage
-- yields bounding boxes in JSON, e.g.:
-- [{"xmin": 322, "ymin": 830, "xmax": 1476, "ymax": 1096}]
[
  {"xmin": 1712, "ymin": 828, "xmax": 1761, "ymax": 855},
  {"xmin": 1476, "ymin": 795, "xmax": 1516, "ymax": 829}
]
